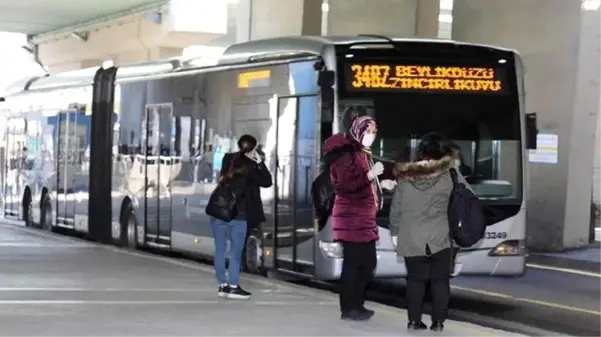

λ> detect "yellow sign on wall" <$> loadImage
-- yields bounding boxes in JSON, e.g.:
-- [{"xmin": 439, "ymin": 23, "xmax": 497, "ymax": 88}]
[{"xmin": 238, "ymin": 70, "xmax": 271, "ymax": 89}]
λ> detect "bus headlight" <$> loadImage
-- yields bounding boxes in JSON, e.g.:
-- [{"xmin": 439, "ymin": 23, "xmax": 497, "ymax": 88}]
[
  {"xmin": 319, "ymin": 241, "xmax": 343, "ymax": 259},
  {"xmin": 488, "ymin": 240, "xmax": 527, "ymax": 256}
]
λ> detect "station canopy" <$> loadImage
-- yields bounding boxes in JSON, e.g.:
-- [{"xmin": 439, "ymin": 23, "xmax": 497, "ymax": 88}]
[{"xmin": 0, "ymin": 0, "xmax": 167, "ymax": 39}]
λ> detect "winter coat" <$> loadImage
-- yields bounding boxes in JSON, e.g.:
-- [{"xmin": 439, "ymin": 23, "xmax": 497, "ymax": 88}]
[
  {"xmin": 322, "ymin": 133, "xmax": 379, "ymax": 243},
  {"xmin": 389, "ymin": 155, "xmax": 471, "ymax": 257},
  {"xmin": 220, "ymin": 152, "xmax": 272, "ymax": 224}
]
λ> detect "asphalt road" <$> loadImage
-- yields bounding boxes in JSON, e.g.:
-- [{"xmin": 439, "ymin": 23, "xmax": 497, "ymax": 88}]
[{"xmin": 365, "ymin": 265, "xmax": 600, "ymax": 337}]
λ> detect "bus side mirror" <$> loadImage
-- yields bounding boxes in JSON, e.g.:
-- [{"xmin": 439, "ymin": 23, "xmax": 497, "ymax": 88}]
[
  {"xmin": 525, "ymin": 113, "xmax": 538, "ymax": 149},
  {"xmin": 320, "ymin": 87, "xmax": 334, "ymax": 122},
  {"xmin": 318, "ymin": 70, "xmax": 335, "ymax": 87},
  {"xmin": 318, "ymin": 70, "xmax": 335, "ymax": 122}
]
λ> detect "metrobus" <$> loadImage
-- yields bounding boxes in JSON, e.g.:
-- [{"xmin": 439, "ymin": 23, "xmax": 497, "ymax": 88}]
[{"xmin": 0, "ymin": 35, "xmax": 536, "ymax": 280}]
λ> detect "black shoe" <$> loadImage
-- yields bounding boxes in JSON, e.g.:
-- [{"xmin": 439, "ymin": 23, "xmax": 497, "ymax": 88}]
[
  {"xmin": 341, "ymin": 310, "xmax": 373, "ymax": 321},
  {"xmin": 360, "ymin": 307, "xmax": 375, "ymax": 317},
  {"xmin": 407, "ymin": 321, "xmax": 427, "ymax": 330},
  {"xmin": 217, "ymin": 285, "xmax": 230, "ymax": 298},
  {"xmin": 227, "ymin": 286, "xmax": 251, "ymax": 299},
  {"xmin": 430, "ymin": 321, "xmax": 444, "ymax": 331}
]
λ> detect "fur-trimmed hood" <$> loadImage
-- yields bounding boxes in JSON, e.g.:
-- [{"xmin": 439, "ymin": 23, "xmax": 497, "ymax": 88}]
[{"xmin": 393, "ymin": 156, "xmax": 454, "ymax": 183}]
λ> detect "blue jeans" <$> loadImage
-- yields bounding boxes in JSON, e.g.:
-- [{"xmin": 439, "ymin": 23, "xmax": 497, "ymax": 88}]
[{"xmin": 211, "ymin": 218, "xmax": 248, "ymax": 286}]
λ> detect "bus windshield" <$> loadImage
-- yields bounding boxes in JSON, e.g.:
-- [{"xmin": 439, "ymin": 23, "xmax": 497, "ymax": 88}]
[{"xmin": 336, "ymin": 50, "xmax": 522, "ymax": 204}]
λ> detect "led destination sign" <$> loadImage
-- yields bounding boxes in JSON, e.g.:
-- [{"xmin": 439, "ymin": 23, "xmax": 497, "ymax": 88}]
[{"xmin": 345, "ymin": 63, "xmax": 505, "ymax": 93}]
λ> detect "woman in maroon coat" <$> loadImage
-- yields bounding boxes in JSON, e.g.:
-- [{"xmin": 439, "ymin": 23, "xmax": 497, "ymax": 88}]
[{"xmin": 322, "ymin": 115, "xmax": 384, "ymax": 321}]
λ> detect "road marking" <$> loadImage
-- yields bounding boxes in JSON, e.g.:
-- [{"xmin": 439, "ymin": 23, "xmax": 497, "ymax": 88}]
[
  {"xmin": 0, "ymin": 287, "xmax": 219, "ymax": 292},
  {"xmin": 0, "ymin": 299, "xmax": 337, "ymax": 306},
  {"xmin": 526, "ymin": 263, "xmax": 601, "ymax": 278},
  {"xmin": 452, "ymin": 285, "xmax": 601, "ymax": 316},
  {"xmin": 0, "ymin": 243, "xmax": 90, "ymax": 247},
  {"xmin": 0, "ymin": 223, "xmax": 512, "ymax": 337}
]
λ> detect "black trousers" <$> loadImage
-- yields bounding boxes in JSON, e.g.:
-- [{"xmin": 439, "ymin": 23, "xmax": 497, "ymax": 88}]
[
  {"xmin": 404, "ymin": 247, "xmax": 452, "ymax": 322},
  {"xmin": 339, "ymin": 241, "xmax": 377, "ymax": 313}
]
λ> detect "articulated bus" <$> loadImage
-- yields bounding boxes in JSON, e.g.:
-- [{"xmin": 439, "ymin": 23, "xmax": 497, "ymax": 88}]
[{"xmin": 0, "ymin": 35, "xmax": 537, "ymax": 280}]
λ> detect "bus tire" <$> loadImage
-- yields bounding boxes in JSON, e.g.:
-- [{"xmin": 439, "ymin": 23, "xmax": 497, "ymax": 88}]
[
  {"xmin": 244, "ymin": 228, "xmax": 266, "ymax": 276},
  {"xmin": 23, "ymin": 192, "xmax": 34, "ymax": 227},
  {"xmin": 40, "ymin": 194, "xmax": 54, "ymax": 232},
  {"xmin": 122, "ymin": 206, "xmax": 138, "ymax": 250}
]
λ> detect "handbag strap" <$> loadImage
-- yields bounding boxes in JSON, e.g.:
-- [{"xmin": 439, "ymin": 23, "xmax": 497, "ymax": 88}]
[
  {"xmin": 447, "ymin": 167, "xmax": 458, "ymax": 273},
  {"xmin": 449, "ymin": 167, "xmax": 459, "ymax": 185}
]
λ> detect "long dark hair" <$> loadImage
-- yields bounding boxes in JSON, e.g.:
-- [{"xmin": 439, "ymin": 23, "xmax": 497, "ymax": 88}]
[{"xmin": 220, "ymin": 153, "xmax": 247, "ymax": 182}]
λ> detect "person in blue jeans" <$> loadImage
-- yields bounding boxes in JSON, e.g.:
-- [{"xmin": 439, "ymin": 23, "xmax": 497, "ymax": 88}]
[{"xmin": 212, "ymin": 134, "xmax": 272, "ymax": 299}]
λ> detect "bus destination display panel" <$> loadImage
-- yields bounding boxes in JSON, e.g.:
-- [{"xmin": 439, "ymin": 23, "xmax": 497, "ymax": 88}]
[{"xmin": 343, "ymin": 63, "xmax": 507, "ymax": 94}]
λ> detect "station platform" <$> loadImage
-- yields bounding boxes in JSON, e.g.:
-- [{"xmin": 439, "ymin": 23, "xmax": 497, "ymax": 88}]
[{"xmin": 0, "ymin": 221, "xmax": 523, "ymax": 336}]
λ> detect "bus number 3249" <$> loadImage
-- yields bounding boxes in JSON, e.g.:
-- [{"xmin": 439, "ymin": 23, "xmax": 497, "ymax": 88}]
[{"xmin": 485, "ymin": 232, "xmax": 508, "ymax": 240}]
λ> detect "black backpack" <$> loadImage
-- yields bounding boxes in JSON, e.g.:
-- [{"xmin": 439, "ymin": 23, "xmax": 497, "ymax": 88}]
[
  {"xmin": 205, "ymin": 181, "xmax": 237, "ymax": 222},
  {"xmin": 311, "ymin": 170, "xmax": 334, "ymax": 227},
  {"xmin": 447, "ymin": 168, "xmax": 486, "ymax": 247},
  {"xmin": 311, "ymin": 145, "xmax": 354, "ymax": 227}
]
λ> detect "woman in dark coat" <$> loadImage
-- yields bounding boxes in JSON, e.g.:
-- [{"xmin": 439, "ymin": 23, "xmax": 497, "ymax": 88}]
[
  {"xmin": 212, "ymin": 134, "xmax": 272, "ymax": 300},
  {"xmin": 322, "ymin": 115, "xmax": 384, "ymax": 321}
]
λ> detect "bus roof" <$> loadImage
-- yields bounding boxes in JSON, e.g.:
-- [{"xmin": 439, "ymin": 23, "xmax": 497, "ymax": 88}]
[
  {"xmin": 2, "ymin": 35, "xmax": 518, "ymax": 97},
  {"xmin": 217, "ymin": 35, "xmax": 516, "ymax": 65}
]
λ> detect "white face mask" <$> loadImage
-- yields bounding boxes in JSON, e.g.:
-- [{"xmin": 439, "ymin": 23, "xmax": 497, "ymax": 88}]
[
  {"xmin": 454, "ymin": 159, "xmax": 462, "ymax": 168},
  {"xmin": 361, "ymin": 133, "xmax": 376, "ymax": 148}
]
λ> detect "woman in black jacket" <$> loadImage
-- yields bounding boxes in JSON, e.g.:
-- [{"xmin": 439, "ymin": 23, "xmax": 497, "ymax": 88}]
[{"xmin": 212, "ymin": 134, "xmax": 272, "ymax": 300}]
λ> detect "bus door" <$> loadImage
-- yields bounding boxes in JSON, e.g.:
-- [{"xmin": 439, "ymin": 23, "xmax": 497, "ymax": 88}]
[
  {"xmin": 56, "ymin": 111, "xmax": 69, "ymax": 227},
  {"xmin": 3, "ymin": 117, "xmax": 26, "ymax": 218},
  {"xmin": 272, "ymin": 93, "xmax": 319, "ymax": 276},
  {"xmin": 65, "ymin": 111, "xmax": 81, "ymax": 227},
  {"xmin": 143, "ymin": 103, "xmax": 174, "ymax": 246}
]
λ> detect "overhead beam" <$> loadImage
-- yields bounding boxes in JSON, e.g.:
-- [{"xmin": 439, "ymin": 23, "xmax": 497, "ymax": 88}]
[{"xmin": 30, "ymin": 0, "xmax": 169, "ymax": 45}]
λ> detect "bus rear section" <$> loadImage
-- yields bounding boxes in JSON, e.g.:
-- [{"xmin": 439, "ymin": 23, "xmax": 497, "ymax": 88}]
[{"xmin": 316, "ymin": 41, "xmax": 527, "ymax": 280}]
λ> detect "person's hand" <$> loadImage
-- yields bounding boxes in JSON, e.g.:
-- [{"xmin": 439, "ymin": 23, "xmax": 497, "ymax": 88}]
[
  {"xmin": 391, "ymin": 236, "xmax": 398, "ymax": 246},
  {"xmin": 246, "ymin": 151, "xmax": 262, "ymax": 164},
  {"xmin": 380, "ymin": 179, "xmax": 397, "ymax": 191},
  {"xmin": 367, "ymin": 162, "xmax": 384, "ymax": 180}
]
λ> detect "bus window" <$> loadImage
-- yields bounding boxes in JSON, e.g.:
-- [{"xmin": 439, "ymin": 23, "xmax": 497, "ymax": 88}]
[{"xmin": 337, "ymin": 54, "xmax": 522, "ymax": 204}]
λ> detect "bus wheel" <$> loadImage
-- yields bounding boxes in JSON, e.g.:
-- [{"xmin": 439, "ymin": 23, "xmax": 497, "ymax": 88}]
[
  {"xmin": 40, "ymin": 195, "xmax": 54, "ymax": 232},
  {"xmin": 23, "ymin": 194, "xmax": 33, "ymax": 227},
  {"xmin": 245, "ymin": 229, "xmax": 266, "ymax": 276},
  {"xmin": 123, "ymin": 207, "xmax": 138, "ymax": 250}
]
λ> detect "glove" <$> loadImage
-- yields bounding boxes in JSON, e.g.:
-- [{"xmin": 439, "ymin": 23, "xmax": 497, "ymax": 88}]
[
  {"xmin": 367, "ymin": 162, "xmax": 384, "ymax": 180},
  {"xmin": 392, "ymin": 236, "xmax": 398, "ymax": 246},
  {"xmin": 380, "ymin": 179, "xmax": 397, "ymax": 191}
]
